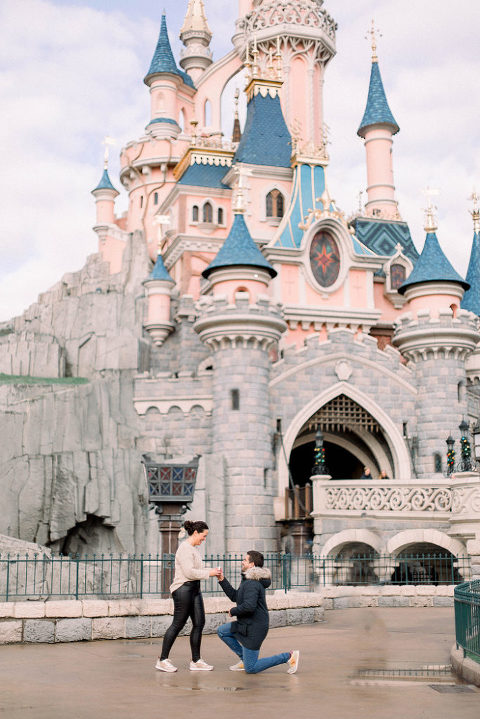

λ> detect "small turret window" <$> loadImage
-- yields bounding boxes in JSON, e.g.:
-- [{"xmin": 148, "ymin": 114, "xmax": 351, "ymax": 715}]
[
  {"xmin": 434, "ymin": 453, "xmax": 442, "ymax": 473},
  {"xmin": 154, "ymin": 192, "xmax": 158, "ymax": 205},
  {"xmin": 140, "ymin": 195, "xmax": 144, "ymax": 208},
  {"xmin": 204, "ymin": 99, "xmax": 212, "ymax": 127},
  {"xmin": 231, "ymin": 389, "xmax": 240, "ymax": 411},
  {"xmin": 203, "ymin": 202, "xmax": 213, "ymax": 223},
  {"xmin": 217, "ymin": 207, "xmax": 224, "ymax": 225},
  {"xmin": 266, "ymin": 189, "xmax": 284, "ymax": 219},
  {"xmin": 192, "ymin": 205, "xmax": 199, "ymax": 222}
]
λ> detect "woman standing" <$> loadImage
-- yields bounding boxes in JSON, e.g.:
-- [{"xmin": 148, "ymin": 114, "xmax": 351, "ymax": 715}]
[{"xmin": 155, "ymin": 520, "xmax": 221, "ymax": 673}]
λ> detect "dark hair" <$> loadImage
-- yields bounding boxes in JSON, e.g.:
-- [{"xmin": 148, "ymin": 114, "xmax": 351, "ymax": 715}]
[
  {"xmin": 246, "ymin": 550, "xmax": 264, "ymax": 567},
  {"xmin": 184, "ymin": 520, "xmax": 209, "ymax": 536}
]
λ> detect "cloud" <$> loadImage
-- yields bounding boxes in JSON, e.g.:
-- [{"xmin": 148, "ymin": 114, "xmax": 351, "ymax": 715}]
[{"xmin": 0, "ymin": 0, "xmax": 479, "ymax": 321}]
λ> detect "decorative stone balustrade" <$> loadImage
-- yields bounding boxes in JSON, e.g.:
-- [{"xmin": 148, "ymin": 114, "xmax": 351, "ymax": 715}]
[
  {"xmin": 239, "ymin": 1, "xmax": 337, "ymax": 42},
  {"xmin": 312, "ymin": 474, "xmax": 480, "ymax": 528}
]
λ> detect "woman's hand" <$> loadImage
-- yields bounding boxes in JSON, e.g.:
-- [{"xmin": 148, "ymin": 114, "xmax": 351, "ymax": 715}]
[{"xmin": 209, "ymin": 567, "xmax": 222, "ymax": 578}]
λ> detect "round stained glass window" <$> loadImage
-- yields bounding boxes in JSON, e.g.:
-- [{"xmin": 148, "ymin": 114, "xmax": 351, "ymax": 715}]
[{"xmin": 309, "ymin": 231, "xmax": 340, "ymax": 288}]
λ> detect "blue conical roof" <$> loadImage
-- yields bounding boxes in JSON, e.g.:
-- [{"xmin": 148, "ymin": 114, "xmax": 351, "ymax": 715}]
[
  {"xmin": 461, "ymin": 232, "xmax": 480, "ymax": 314},
  {"xmin": 144, "ymin": 14, "xmax": 194, "ymax": 88},
  {"xmin": 148, "ymin": 252, "xmax": 174, "ymax": 282},
  {"xmin": 398, "ymin": 231, "xmax": 469, "ymax": 295},
  {"xmin": 234, "ymin": 91, "xmax": 291, "ymax": 168},
  {"xmin": 92, "ymin": 168, "xmax": 117, "ymax": 193},
  {"xmin": 358, "ymin": 61, "xmax": 399, "ymax": 138},
  {"xmin": 203, "ymin": 213, "xmax": 276, "ymax": 279}
]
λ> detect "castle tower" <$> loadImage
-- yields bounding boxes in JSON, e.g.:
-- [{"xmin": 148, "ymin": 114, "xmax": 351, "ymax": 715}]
[
  {"xmin": 143, "ymin": 252, "xmax": 175, "ymax": 347},
  {"xmin": 195, "ymin": 195, "xmax": 286, "ymax": 552},
  {"xmin": 234, "ymin": 0, "xmax": 336, "ymax": 147},
  {"xmin": 358, "ymin": 24, "xmax": 400, "ymax": 221},
  {"xmin": 144, "ymin": 13, "xmax": 192, "ymax": 140},
  {"xmin": 179, "ymin": 0, "xmax": 213, "ymax": 83},
  {"xmin": 393, "ymin": 210, "xmax": 478, "ymax": 477},
  {"xmin": 91, "ymin": 163, "xmax": 124, "ymax": 274}
]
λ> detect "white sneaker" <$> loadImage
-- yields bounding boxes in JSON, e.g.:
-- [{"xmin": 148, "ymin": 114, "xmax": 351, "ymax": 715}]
[
  {"xmin": 229, "ymin": 661, "xmax": 245, "ymax": 672},
  {"xmin": 287, "ymin": 650, "xmax": 300, "ymax": 674},
  {"xmin": 189, "ymin": 658, "xmax": 214, "ymax": 671},
  {"xmin": 155, "ymin": 658, "xmax": 177, "ymax": 673}
]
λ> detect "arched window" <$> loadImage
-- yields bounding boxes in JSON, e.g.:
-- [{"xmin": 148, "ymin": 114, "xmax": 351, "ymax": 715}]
[
  {"xmin": 203, "ymin": 202, "xmax": 213, "ymax": 223},
  {"xmin": 204, "ymin": 99, "xmax": 212, "ymax": 127},
  {"xmin": 154, "ymin": 192, "xmax": 158, "ymax": 205},
  {"xmin": 140, "ymin": 195, "xmax": 144, "ymax": 208},
  {"xmin": 266, "ymin": 189, "xmax": 284, "ymax": 219},
  {"xmin": 434, "ymin": 453, "xmax": 442, "ymax": 473},
  {"xmin": 390, "ymin": 264, "xmax": 406, "ymax": 290},
  {"xmin": 192, "ymin": 205, "xmax": 199, "ymax": 222},
  {"xmin": 178, "ymin": 109, "xmax": 185, "ymax": 132},
  {"xmin": 217, "ymin": 207, "xmax": 224, "ymax": 225}
]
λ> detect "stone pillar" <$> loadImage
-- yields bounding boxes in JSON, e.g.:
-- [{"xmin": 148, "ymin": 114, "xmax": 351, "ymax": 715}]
[
  {"xmin": 310, "ymin": 474, "xmax": 331, "ymax": 554},
  {"xmin": 393, "ymin": 309, "xmax": 479, "ymax": 478},
  {"xmin": 194, "ymin": 294, "xmax": 286, "ymax": 553}
]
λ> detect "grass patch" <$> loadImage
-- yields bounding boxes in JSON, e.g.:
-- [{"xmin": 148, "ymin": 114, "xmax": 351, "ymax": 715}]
[{"xmin": 0, "ymin": 374, "xmax": 89, "ymax": 385}]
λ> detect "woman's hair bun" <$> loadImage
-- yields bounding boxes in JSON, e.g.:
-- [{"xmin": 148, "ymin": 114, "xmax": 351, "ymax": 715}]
[
  {"xmin": 183, "ymin": 520, "xmax": 209, "ymax": 535},
  {"xmin": 183, "ymin": 520, "xmax": 194, "ymax": 533}
]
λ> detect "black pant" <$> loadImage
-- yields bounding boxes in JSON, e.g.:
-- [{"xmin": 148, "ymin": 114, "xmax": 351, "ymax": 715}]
[{"xmin": 160, "ymin": 581, "xmax": 205, "ymax": 662}]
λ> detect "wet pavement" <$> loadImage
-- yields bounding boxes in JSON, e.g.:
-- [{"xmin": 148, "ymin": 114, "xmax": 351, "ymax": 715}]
[{"xmin": 0, "ymin": 608, "xmax": 479, "ymax": 718}]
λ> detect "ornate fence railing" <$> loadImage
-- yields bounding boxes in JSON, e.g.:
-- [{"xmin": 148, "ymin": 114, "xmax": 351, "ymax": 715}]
[
  {"xmin": 454, "ymin": 580, "xmax": 480, "ymax": 663},
  {"xmin": 0, "ymin": 553, "xmax": 471, "ymax": 601}
]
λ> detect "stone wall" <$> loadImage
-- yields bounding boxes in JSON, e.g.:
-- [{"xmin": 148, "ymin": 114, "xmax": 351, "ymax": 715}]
[{"xmin": 0, "ymin": 593, "xmax": 325, "ymax": 645}]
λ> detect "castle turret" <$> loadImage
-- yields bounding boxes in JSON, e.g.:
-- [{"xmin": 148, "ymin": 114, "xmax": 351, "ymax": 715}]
[
  {"xmin": 179, "ymin": 0, "xmax": 213, "ymax": 83},
  {"xmin": 195, "ymin": 188, "xmax": 286, "ymax": 552},
  {"xmin": 143, "ymin": 252, "xmax": 175, "ymax": 346},
  {"xmin": 144, "ymin": 13, "xmax": 193, "ymax": 140},
  {"xmin": 91, "ymin": 163, "xmax": 126, "ymax": 274},
  {"xmin": 358, "ymin": 24, "xmax": 400, "ymax": 221},
  {"xmin": 393, "ymin": 210, "xmax": 478, "ymax": 477}
]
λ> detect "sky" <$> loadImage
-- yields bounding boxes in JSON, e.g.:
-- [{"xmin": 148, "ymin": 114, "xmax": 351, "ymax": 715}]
[{"xmin": 1, "ymin": 0, "xmax": 479, "ymax": 321}]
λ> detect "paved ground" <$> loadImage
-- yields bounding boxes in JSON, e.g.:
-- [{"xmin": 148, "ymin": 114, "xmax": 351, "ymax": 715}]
[{"xmin": 1, "ymin": 608, "xmax": 479, "ymax": 719}]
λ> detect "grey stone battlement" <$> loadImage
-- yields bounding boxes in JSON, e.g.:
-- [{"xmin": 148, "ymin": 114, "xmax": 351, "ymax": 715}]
[
  {"xmin": 196, "ymin": 292, "xmax": 284, "ymax": 320},
  {"xmin": 395, "ymin": 308, "xmax": 479, "ymax": 332}
]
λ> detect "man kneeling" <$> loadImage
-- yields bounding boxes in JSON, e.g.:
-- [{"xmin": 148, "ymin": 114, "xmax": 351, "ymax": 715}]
[{"xmin": 217, "ymin": 550, "xmax": 299, "ymax": 675}]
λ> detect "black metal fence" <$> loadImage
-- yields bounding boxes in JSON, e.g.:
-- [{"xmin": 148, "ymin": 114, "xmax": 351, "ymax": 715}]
[
  {"xmin": 454, "ymin": 580, "xmax": 480, "ymax": 663},
  {"xmin": 0, "ymin": 552, "xmax": 471, "ymax": 601}
]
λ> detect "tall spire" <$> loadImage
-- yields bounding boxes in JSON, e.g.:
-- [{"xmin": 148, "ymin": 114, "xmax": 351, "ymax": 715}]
[
  {"xmin": 145, "ymin": 13, "xmax": 194, "ymax": 88},
  {"xmin": 232, "ymin": 89, "xmax": 242, "ymax": 143},
  {"xmin": 358, "ymin": 21, "xmax": 399, "ymax": 138},
  {"xmin": 461, "ymin": 192, "xmax": 480, "ymax": 315},
  {"xmin": 179, "ymin": 0, "xmax": 213, "ymax": 80}
]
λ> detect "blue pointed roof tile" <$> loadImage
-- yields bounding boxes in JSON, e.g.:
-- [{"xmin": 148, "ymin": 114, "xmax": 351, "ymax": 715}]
[
  {"xmin": 148, "ymin": 253, "xmax": 174, "ymax": 283},
  {"xmin": 398, "ymin": 231, "xmax": 469, "ymax": 295},
  {"xmin": 92, "ymin": 168, "xmax": 118, "ymax": 193},
  {"xmin": 358, "ymin": 61, "xmax": 399, "ymax": 137},
  {"xmin": 144, "ymin": 14, "xmax": 194, "ymax": 88},
  {"xmin": 203, "ymin": 213, "xmax": 276, "ymax": 279},
  {"xmin": 234, "ymin": 91, "xmax": 291, "ymax": 168},
  {"xmin": 461, "ymin": 232, "xmax": 480, "ymax": 314}
]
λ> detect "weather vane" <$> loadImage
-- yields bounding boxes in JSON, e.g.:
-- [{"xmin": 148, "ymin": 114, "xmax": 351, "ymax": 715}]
[
  {"xmin": 102, "ymin": 136, "xmax": 116, "ymax": 169},
  {"xmin": 366, "ymin": 19, "xmax": 381, "ymax": 62},
  {"xmin": 422, "ymin": 186, "xmax": 439, "ymax": 232},
  {"xmin": 470, "ymin": 189, "xmax": 480, "ymax": 233}
]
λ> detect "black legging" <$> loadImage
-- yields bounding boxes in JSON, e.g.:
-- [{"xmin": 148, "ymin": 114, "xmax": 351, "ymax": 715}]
[{"xmin": 160, "ymin": 581, "xmax": 205, "ymax": 662}]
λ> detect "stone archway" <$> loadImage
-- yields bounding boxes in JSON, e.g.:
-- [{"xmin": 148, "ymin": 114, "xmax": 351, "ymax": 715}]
[{"xmin": 279, "ymin": 382, "xmax": 411, "ymax": 494}]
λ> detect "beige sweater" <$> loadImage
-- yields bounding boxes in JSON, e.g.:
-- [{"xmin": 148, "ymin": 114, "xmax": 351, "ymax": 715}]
[{"xmin": 169, "ymin": 540, "xmax": 212, "ymax": 594}]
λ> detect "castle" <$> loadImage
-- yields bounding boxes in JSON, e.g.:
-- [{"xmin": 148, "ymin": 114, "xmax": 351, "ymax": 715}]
[{"xmin": 1, "ymin": 0, "xmax": 480, "ymax": 573}]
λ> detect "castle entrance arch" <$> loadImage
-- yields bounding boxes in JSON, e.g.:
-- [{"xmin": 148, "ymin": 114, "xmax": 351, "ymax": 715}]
[
  {"xmin": 279, "ymin": 382, "xmax": 411, "ymax": 496},
  {"xmin": 289, "ymin": 394, "xmax": 393, "ymax": 482}
]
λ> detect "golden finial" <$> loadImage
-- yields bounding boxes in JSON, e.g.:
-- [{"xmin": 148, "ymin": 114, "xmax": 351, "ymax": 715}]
[
  {"xmin": 102, "ymin": 136, "xmax": 116, "ymax": 169},
  {"xmin": 470, "ymin": 189, "xmax": 480, "ymax": 233},
  {"xmin": 366, "ymin": 19, "xmax": 381, "ymax": 63},
  {"xmin": 422, "ymin": 186, "xmax": 439, "ymax": 232}
]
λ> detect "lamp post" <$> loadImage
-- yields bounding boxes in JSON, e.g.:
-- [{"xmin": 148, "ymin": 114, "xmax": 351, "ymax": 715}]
[
  {"xmin": 446, "ymin": 435, "xmax": 455, "ymax": 475},
  {"xmin": 459, "ymin": 419, "xmax": 473, "ymax": 471},
  {"xmin": 311, "ymin": 428, "xmax": 328, "ymax": 475}
]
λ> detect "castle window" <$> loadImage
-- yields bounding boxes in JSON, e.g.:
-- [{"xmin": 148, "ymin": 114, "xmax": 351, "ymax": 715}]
[
  {"xmin": 390, "ymin": 263, "xmax": 406, "ymax": 290},
  {"xmin": 231, "ymin": 389, "xmax": 240, "ymax": 410},
  {"xmin": 266, "ymin": 189, "xmax": 284, "ymax": 219},
  {"xmin": 140, "ymin": 195, "xmax": 144, "ymax": 208},
  {"xmin": 434, "ymin": 453, "xmax": 442, "ymax": 473},
  {"xmin": 192, "ymin": 205, "xmax": 199, "ymax": 222},
  {"xmin": 154, "ymin": 192, "xmax": 158, "ymax": 205},
  {"xmin": 309, "ymin": 230, "xmax": 340, "ymax": 288},
  {"xmin": 217, "ymin": 207, "xmax": 224, "ymax": 225},
  {"xmin": 204, "ymin": 99, "xmax": 212, "ymax": 127},
  {"xmin": 203, "ymin": 202, "xmax": 213, "ymax": 223}
]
